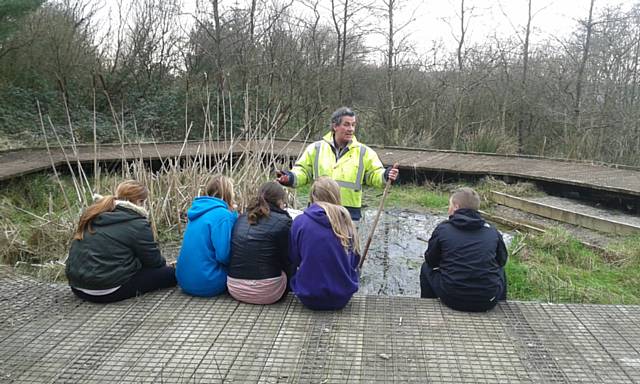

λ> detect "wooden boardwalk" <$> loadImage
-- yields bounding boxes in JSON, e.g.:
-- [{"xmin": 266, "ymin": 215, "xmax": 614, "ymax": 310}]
[
  {"xmin": 1, "ymin": 267, "xmax": 639, "ymax": 383},
  {"xmin": 1, "ymin": 140, "xmax": 639, "ymax": 197}
]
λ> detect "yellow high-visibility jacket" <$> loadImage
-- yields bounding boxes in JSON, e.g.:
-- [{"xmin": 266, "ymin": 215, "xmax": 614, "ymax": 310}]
[{"xmin": 291, "ymin": 132, "xmax": 387, "ymax": 215}]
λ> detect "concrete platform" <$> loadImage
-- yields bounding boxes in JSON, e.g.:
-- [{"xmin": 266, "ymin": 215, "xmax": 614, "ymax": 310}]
[{"xmin": 1, "ymin": 267, "xmax": 639, "ymax": 383}]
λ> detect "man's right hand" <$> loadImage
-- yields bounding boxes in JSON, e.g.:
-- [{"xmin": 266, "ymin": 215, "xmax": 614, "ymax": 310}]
[{"xmin": 275, "ymin": 170, "xmax": 292, "ymax": 186}]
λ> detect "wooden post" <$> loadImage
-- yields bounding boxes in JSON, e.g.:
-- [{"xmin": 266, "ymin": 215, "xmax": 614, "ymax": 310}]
[{"xmin": 359, "ymin": 163, "xmax": 398, "ymax": 269}]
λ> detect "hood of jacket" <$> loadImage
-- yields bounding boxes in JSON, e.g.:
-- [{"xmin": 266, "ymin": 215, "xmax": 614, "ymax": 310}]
[
  {"xmin": 92, "ymin": 200, "xmax": 148, "ymax": 227},
  {"xmin": 92, "ymin": 194, "xmax": 149, "ymax": 217},
  {"xmin": 187, "ymin": 196, "xmax": 229, "ymax": 221},
  {"xmin": 448, "ymin": 208, "xmax": 487, "ymax": 230},
  {"xmin": 303, "ymin": 203, "xmax": 333, "ymax": 229}
]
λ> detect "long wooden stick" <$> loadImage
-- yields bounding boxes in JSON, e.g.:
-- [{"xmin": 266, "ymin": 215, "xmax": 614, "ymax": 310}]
[{"xmin": 359, "ymin": 163, "xmax": 398, "ymax": 269}]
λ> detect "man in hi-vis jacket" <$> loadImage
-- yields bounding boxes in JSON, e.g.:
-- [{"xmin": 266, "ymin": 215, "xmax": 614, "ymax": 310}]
[{"xmin": 276, "ymin": 107, "xmax": 399, "ymax": 221}]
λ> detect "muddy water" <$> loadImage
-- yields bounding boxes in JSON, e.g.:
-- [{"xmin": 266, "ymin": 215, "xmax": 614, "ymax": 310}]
[
  {"xmin": 358, "ymin": 208, "xmax": 512, "ymax": 297},
  {"xmin": 357, "ymin": 209, "xmax": 442, "ymax": 297}
]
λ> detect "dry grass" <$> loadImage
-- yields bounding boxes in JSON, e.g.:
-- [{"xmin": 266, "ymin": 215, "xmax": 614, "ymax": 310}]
[
  {"xmin": 1, "ymin": 90, "xmax": 309, "ymax": 281},
  {"xmin": 0, "ymin": 188, "xmax": 75, "ymax": 280}
]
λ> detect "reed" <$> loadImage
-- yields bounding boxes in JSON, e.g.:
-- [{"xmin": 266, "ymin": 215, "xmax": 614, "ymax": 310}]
[{"xmin": 1, "ymin": 86, "xmax": 309, "ymax": 280}]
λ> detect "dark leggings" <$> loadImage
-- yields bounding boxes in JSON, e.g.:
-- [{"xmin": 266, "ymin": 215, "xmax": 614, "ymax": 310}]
[
  {"xmin": 420, "ymin": 262, "xmax": 507, "ymax": 312},
  {"xmin": 420, "ymin": 263, "xmax": 443, "ymax": 299},
  {"xmin": 71, "ymin": 266, "xmax": 177, "ymax": 303}
]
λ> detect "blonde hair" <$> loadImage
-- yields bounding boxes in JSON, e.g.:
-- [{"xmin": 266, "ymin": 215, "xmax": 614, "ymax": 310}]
[
  {"xmin": 74, "ymin": 180, "xmax": 148, "ymax": 240},
  {"xmin": 205, "ymin": 175, "xmax": 235, "ymax": 209},
  {"xmin": 310, "ymin": 177, "xmax": 359, "ymax": 254},
  {"xmin": 451, "ymin": 187, "xmax": 481, "ymax": 210}
]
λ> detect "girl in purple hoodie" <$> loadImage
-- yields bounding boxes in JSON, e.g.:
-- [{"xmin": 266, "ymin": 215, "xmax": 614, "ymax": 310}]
[{"xmin": 289, "ymin": 177, "xmax": 360, "ymax": 310}]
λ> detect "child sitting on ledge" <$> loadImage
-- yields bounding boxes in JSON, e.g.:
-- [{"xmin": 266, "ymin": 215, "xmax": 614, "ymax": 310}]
[{"xmin": 420, "ymin": 187, "xmax": 508, "ymax": 312}]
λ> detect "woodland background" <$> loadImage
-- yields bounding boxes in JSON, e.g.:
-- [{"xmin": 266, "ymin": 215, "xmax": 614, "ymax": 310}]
[{"xmin": 1, "ymin": 0, "xmax": 639, "ymax": 165}]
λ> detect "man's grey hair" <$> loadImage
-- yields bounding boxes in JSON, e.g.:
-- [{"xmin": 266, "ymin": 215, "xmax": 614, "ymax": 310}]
[{"xmin": 331, "ymin": 107, "xmax": 356, "ymax": 127}]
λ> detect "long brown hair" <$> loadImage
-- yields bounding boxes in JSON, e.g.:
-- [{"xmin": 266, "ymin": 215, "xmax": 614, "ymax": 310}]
[
  {"xmin": 205, "ymin": 175, "xmax": 234, "ymax": 209},
  {"xmin": 74, "ymin": 180, "xmax": 148, "ymax": 240},
  {"xmin": 247, "ymin": 181, "xmax": 286, "ymax": 225},
  {"xmin": 310, "ymin": 177, "xmax": 359, "ymax": 253}
]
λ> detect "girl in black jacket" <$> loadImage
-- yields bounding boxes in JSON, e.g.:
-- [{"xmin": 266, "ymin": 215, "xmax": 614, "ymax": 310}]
[
  {"xmin": 66, "ymin": 180, "xmax": 176, "ymax": 303},
  {"xmin": 227, "ymin": 182, "xmax": 292, "ymax": 304}
]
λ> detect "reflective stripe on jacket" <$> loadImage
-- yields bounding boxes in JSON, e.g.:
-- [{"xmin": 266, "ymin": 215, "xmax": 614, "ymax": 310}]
[{"xmin": 290, "ymin": 132, "xmax": 386, "ymax": 209}]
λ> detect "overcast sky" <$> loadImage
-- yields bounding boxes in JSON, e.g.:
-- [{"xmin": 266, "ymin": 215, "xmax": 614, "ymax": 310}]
[
  {"xmin": 364, "ymin": 0, "xmax": 635, "ymax": 61},
  {"xmin": 409, "ymin": 0, "xmax": 632, "ymax": 48},
  {"xmin": 99, "ymin": 0, "xmax": 636, "ymax": 59}
]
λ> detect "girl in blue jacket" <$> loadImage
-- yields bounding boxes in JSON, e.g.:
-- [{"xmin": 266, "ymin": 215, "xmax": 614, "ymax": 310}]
[
  {"xmin": 289, "ymin": 177, "xmax": 360, "ymax": 310},
  {"xmin": 176, "ymin": 175, "xmax": 238, "ymax": 297}
]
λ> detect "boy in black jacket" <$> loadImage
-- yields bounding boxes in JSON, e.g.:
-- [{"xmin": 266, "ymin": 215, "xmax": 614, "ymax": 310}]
[{"xmin": 420, "ymin": 187, "xmax": 508, "ymax": 312}]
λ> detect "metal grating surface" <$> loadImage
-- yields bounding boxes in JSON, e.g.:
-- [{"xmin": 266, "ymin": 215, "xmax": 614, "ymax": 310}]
[{"xmin": 1, "ymin": 266, "xmax": 639, "ymax": 383}]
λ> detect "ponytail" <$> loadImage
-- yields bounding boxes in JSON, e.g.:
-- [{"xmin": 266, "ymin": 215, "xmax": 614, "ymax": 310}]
[
  {"xmin": 74, "ymin": 195, "xmax": 116, "ymax": 240},
  {"xmin": 73, "ymin": 180, "xmax": 148, "ymax": 241},
  {"xmin": 246, "ymin": 181, "xmax": 287, "ymax": 225},
  {"xmin": 247, "ymin": 195, "xmax": 270, "ymax": 225}
]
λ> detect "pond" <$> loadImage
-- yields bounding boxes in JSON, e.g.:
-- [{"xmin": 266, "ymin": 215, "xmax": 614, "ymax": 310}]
[{"xmin": 357, "ymin": 208, "xmax": 442, "ymax": 296}]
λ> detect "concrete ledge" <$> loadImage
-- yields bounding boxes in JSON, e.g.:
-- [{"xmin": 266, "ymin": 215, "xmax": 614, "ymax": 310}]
[{"xmin": 490, "ymin": 191, "xmax": 640, "ymax": 235}]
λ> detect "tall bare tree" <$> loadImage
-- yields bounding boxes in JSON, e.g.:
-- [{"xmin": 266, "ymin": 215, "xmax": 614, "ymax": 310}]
[
  {"xmin": 330, "ymin": 0, "xmax": 348, "ymax": 103},
  {"xmin": 517, "ymin": 0, "xmax": 533, "ymax": 152},
  {"xmin": 573, "ymin": 0, "xmax": 596, "ymax": 132},
  {"xmin": 450, "ymin": 0, "xmax": 472, "ymax": 149},
  {"xmin": 329, "ymin": 0, "xmax": 369, "ymax": 104},
  {"xmin": 375, "ymin": 0, "xmax": 415, "ymax": 144}
]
